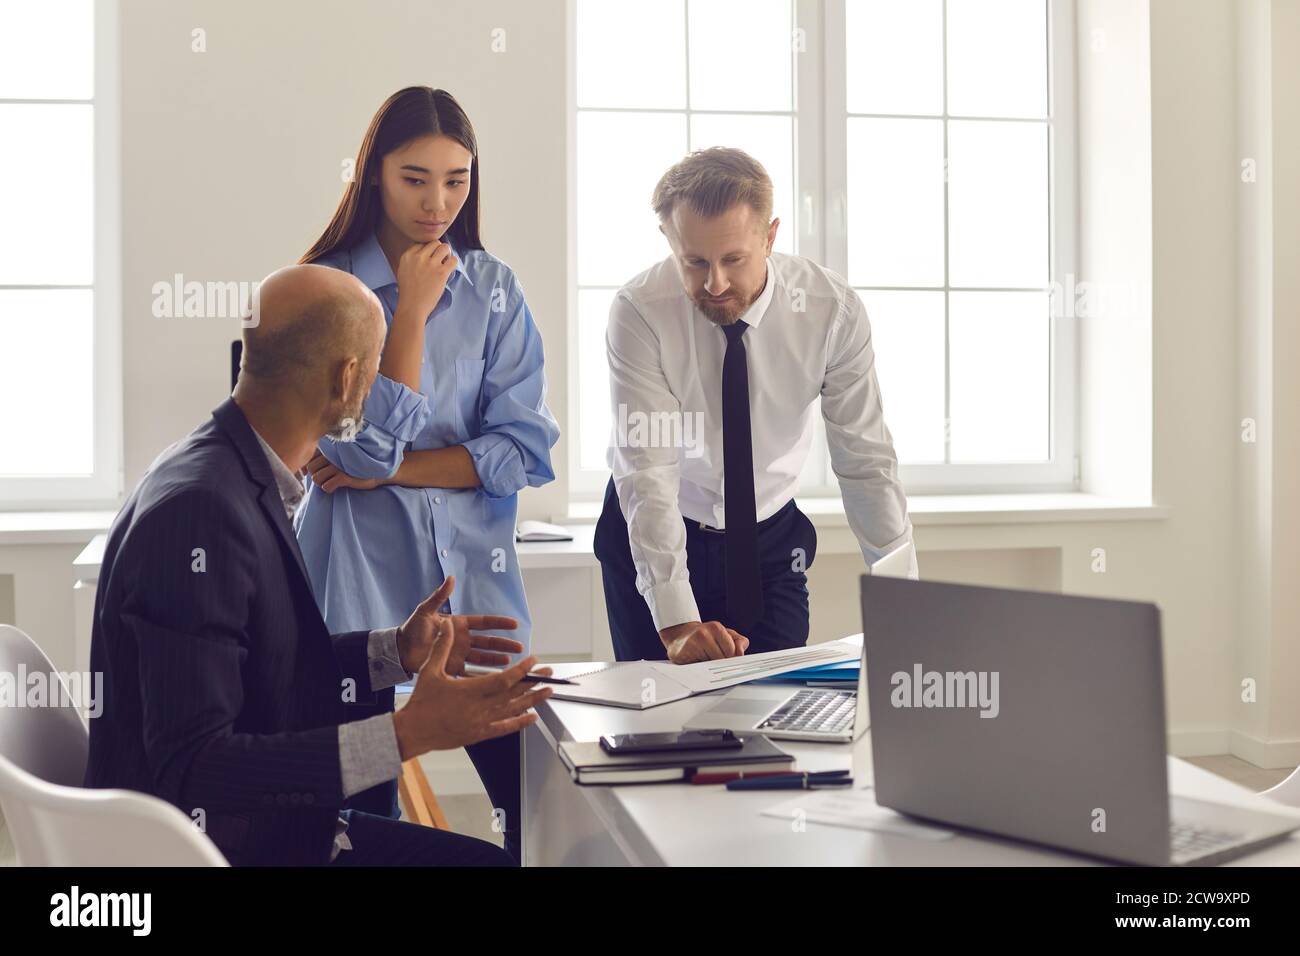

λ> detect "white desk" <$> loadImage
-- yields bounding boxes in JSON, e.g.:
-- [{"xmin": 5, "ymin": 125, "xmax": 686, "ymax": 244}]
[{"xmin": 521, "ymin": 680, "xmax": 1300, "ymax": 867}]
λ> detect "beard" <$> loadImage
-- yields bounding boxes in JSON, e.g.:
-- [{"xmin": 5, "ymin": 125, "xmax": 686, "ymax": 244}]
[
  {"xmin": 326, "ymin": 386, "xmax": 367, "ymax": 442},
  {"xmin": 694, "ymin": 286, "xmax": 758, "ymax": 325}
]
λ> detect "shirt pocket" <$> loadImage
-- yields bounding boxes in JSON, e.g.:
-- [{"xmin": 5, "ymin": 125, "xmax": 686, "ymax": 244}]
[{"xmin": 454, "ymin": 358, "xmax": 487, "ymax": 438}]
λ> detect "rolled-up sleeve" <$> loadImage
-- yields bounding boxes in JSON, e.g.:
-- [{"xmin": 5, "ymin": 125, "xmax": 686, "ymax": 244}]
[
  {"xmin": 318, "ymin": 373, "xmax": 432, "ymax": 480},
  {"xmin": 462, "ymin": 277, "xmax": 560, "ymax": 499},
  {"xmin": 821, "ymin": 291, "xmax": 918, "ymax": 578}
]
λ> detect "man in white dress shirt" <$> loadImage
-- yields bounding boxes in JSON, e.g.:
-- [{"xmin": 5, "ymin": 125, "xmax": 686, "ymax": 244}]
[{"xmin": 594, "ymin": 148, "xmax": 917, "ymax": 665}]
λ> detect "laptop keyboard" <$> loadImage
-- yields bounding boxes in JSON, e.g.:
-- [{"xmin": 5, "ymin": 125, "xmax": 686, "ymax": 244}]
[
  {"xmin": 759, "ymin": 689, "xmax": 857, "ymax": 735},
  {"xmin": 1169, "ymin": 820, "xmax": 1246, "ymax": 862}
]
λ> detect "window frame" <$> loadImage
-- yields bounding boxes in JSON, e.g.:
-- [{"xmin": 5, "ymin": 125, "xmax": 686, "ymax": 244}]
[
  {"xmin": 0, "ymin": 0, "xmax": 122, "ymax": 509},
  {"xmin": 567, "ymin": 0, "xmax": 1078, "ymax": 502}
]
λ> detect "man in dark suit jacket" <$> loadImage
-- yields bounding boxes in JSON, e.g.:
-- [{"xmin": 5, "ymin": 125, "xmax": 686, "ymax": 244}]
[{"xmin": 85, "ymin": 264, "xmax": 552, "ymax": 866}]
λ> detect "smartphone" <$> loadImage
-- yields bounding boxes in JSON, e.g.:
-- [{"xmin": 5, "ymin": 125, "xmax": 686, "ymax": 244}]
[{"xmin": 599, "ymin": 729, "xmax": 743, "ymax": 755}]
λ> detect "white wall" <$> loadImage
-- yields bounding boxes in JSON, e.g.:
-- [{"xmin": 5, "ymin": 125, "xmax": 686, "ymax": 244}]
[
  {"xmin": 1235, "ymin": 0, "xmax": 1275, "ymax": 752},
  {"xmin": 1266, "ymin": 0, "xmax": 1300, "ymax": 746},
  {"xmin": 1077, "ymin": 0, "xmax": 1152, "ymax": 500},
  {"xmin": 1233, "ymin": 0, "xmax": 1300, "ymax": 760},
  {"xmin": 118, "ymin": 0, "xmax": 571, "ymax": 521}
]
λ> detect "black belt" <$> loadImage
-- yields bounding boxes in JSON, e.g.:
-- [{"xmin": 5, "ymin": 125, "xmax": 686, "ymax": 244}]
[{"xmin": 692, "ymin": 498, "xmax": 796, "ymax": 534}]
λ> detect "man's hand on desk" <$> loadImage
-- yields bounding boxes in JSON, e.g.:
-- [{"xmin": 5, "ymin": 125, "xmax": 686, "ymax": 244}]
[
  {"xmin": 659, "ymin": 620, "xmax": 750, "ymax": 664},
  {"xmin": 396, "ymin": 576, "xmax": 525, "ymax": 675},
  {"xmin": 392, "ymin": 622, "xmax": 554, "ymax": 760}
]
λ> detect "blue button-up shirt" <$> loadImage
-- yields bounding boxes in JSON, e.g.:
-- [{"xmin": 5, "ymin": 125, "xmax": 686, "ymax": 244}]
[{"xmin": 294, "ymin": 231, "xmax": 560, "ymax": 654}]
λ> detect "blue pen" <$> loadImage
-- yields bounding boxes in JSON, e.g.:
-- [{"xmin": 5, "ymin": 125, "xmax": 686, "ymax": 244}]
[{"xmin": 726, "ymin": 770, "xmax": 853, "ymax": 791}]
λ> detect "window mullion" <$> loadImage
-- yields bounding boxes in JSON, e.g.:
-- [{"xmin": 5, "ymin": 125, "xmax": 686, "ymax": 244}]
[
  {"xmin": 942, "ymin": 0, "xmax": 952, "ymax": 468},
  {"xmin": 820, "ymin": 0, "xmax": 848, "ymax": 278}
]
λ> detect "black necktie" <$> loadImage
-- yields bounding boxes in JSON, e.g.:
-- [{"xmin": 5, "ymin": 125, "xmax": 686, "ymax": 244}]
[{"xmin": 721, "ymin": 320, "xmax": 764, "ymax": 629}]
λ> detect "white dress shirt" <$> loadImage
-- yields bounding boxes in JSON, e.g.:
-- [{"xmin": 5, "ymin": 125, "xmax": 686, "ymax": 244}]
[{"xmin": 606, "ymin": 252, "xmax": 917, "ymax": 632}]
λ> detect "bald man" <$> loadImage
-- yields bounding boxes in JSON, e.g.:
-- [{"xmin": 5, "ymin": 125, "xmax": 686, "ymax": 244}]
[{"xmin": 85, "ymin": 265, "xmax": 552, "ymax": 866}]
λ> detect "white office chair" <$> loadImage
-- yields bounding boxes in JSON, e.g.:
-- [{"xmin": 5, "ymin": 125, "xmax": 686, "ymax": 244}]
[
  {"xmin": 0, "ymin": 623, "xmax": 227, "ymax": 866},
  {"xmin": 0, "ymin": 624, "xmax": 89, "ymax": 788},
  {"xmin": 1259, "ymin": 765, "xmax": 1300, "ymax": 809}
]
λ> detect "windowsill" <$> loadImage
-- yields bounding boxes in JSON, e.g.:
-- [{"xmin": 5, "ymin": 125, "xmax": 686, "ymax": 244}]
[
  {"xmin": 0, "ymin": 510, "xmax": 117, "ymax": 546},
  {"xmin": 0, "ymin": 494, "xmax": 1168, "ymax": 551},
  {"xmin": 563, "ymin": 492, "xmax": 1168, "ymax": 527}
]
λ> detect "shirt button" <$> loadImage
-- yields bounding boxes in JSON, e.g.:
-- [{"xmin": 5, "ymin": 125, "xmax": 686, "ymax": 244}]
[
  {"xmin": 441, "ymin": 549, "xmax": 449, "ymax": 558},
  {"xmin": 434, "ymin": 496, "xmax": 442, "ymax": 505}
]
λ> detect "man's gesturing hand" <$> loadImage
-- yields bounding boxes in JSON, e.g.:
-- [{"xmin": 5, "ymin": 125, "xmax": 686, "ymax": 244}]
[
  {"xmin": 396, "ymin": 575, "xmax": 523, "ymax": 675},
  {"xmin": 392, "ymin": 619, "xmax": 554, "ymax": 760},
  {"xmin": 659, "ymin": 620, "xmax": 750, "ymax": 664}
]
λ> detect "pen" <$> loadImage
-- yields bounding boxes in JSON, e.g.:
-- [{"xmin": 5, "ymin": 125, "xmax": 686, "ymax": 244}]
[
  {"xmin": 463, "ymin": 664, "xmax": 576, "ymax": 685},
  {"xmin": 726, "ymin": 771, "xmax": 853, "ymax": 791},
  {"xmin": 692, "ymin": 769, "xmax": 811, "ymax": 785}
]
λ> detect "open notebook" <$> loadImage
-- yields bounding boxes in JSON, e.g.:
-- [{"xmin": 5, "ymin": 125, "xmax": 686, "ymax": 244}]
[{"xmin": 515, "ymin": 520, "xmax": 574, "ymax": 542}]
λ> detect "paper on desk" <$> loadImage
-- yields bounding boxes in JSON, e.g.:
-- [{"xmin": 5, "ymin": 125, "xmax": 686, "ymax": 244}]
[
  {"xmin": 761, "ymin": 789, "xmax": 956, "ymax": 841},
  {"xmin": 648, "ymin": 640, "xmax": 860, "ymax": 693}
]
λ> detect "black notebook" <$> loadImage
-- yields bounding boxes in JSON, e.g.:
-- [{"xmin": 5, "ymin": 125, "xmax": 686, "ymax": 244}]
[{"xmin": 558, "ymin": 735, "xmax": 794, "ymax": 785}]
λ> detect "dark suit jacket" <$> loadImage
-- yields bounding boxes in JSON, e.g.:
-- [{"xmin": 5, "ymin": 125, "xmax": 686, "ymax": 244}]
[{"xmin": 84, "ymin": 398, "xmax": 394, "ymax": 865}]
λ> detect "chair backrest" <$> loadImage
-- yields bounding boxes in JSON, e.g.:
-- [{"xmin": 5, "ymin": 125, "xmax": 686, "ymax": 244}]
[
  {"xmin": 0, "ymin": 623, "xmax": 227, "ymax": 866},
  {"xmin": 0, "ymin": 755, "xmax": 228, "ymax": 866},
  {"xmin": 1261, "ymin": 766, "xmax": 1300, "ymax": 809},
  {"xmin": 0, "ymin": 624, "xmax": 89, "ymax": 786}
]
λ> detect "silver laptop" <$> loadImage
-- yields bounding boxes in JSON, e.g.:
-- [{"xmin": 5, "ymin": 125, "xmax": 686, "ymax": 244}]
[
  {"xmin": 862, "ymin": 576, "xmax": 1300, "ymax": 866},
  {"xmin": 681, "ymin": 541, "xmax": 913, "ymax": 742},
  {"xmin": 682, "ymin": 642, "xmax": 865, "ymax": 742}
]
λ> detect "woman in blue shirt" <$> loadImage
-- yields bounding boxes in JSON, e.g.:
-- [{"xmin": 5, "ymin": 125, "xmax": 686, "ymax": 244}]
[{"xmin": 294, "ymin": 87, "xmax": 560, "ymax": 860}]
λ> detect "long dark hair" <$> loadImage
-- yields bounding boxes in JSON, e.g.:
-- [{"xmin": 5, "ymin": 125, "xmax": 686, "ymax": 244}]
[{"xmin": 301, "ymin": 87, "xmax": 483, "ymax": 264}]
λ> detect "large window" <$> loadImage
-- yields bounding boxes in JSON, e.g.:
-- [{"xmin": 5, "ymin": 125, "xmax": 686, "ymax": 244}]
[
  {"xmin": 0, "ymin": 0, "xmax": 120, "ymax": 508},
  {"xmin": 570, "ymin": 0, "xmax": 1076, "ymax": 498}
]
